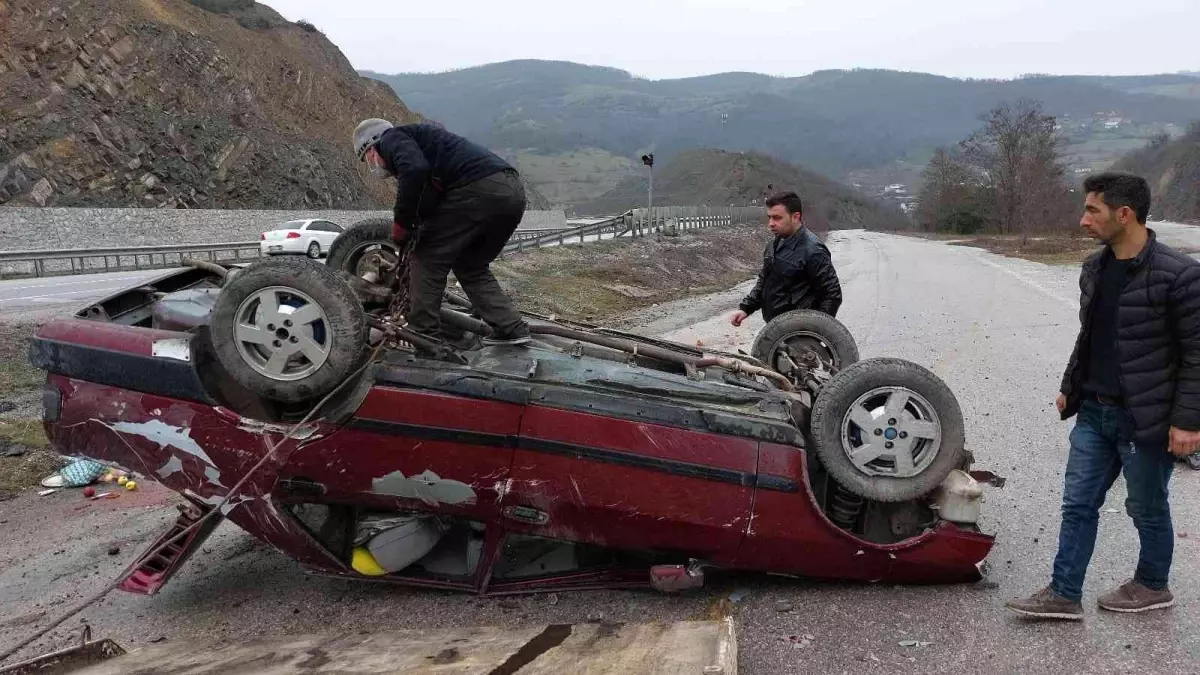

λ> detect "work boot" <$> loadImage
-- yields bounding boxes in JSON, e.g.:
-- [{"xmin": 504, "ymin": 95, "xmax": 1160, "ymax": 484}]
[
  {"xmin": 1005, "ymin": 586, "xmax": 1084, "ymax": 620},
  {"xmin": 483, "ymin": 323, "xmax": 531, "ymax": 346},
  {"xmin": 1097, "ymin": 580, "xmax": 1174, "ymax": 613}
]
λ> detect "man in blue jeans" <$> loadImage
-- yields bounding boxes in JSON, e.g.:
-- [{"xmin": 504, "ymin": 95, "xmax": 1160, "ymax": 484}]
[{"xmin": 1007, "ymin": 172, "xmax": 1200, "ymax": 620}]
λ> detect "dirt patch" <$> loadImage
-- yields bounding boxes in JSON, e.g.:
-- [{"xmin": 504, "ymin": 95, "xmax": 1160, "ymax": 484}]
[
  {"xmin": 0, "ymin": 449, "xmax": 62, "ymax": 501},
  {"xmin": 894, "ymin": 231, "xmax": 1106, "ymax": 264},
  {"xmin": 0, "ymin": 321, "xmax": 44, "ymax": 420},
  {"xmin": 493, "ymin": 224, "xmax": 768, "ymax": 322}
]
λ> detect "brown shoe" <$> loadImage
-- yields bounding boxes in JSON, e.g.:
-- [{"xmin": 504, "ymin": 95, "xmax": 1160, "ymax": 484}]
[
  {"xmin": 1005, "ymin": 586, "xmax": 1083, "ymax": 620},
  {"xmin": 1097, "ymin": 580, "xmax": 1174, "ymax": 613}
]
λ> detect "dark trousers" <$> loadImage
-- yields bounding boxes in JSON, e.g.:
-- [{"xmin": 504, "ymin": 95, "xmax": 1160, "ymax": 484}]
[
  {"xmin": 407, "ymin": 170, "xmax": 527, "ymax": 340},
  {"xmin": 1050, "ymin": 400, "xmax": 1175, "ymax": 602}
]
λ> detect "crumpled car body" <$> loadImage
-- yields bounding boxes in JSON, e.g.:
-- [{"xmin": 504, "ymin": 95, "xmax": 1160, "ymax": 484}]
[{"xmin": 30, "ymin": 266, "xmax": 997, "ymax": 596}]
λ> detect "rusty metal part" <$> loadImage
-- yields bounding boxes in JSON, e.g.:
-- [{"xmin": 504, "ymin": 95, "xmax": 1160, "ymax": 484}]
[
  {"xmin": 529, "ymin": 322, "xmax": 793, "ymax": 391},
  {"xmin": 181, "ymin": 257, "xmax": 228, "ymax": 282}
]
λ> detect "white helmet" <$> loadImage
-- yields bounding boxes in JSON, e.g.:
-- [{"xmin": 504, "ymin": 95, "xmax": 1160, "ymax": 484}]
[{"xmin": 353, "ymin": 118, "xmax": 393, "ymax": 161}]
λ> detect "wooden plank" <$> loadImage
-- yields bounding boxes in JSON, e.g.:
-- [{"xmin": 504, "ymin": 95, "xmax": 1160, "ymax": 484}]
[{"xmin": 72, "ymin": 620, "xmax": 736, "ymax": 675}]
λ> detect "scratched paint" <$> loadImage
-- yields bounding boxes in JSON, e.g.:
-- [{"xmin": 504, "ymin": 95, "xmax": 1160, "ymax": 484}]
[
  {"xmin": 107, "ymin": 419, "xmax": 225, "ymax": 487},
  {"xmin": 372, "ymin": 470, "xmax": 477, "ymax": 507},
  {"xmin": 237, "ymin": 417, "xmax": 319, "ymax": 439}
]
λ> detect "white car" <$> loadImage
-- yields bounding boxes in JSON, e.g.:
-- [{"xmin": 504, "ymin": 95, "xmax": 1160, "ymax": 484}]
[{"xmin": 260, "ymin": 219, "xmax": 345, "ymax": 258}]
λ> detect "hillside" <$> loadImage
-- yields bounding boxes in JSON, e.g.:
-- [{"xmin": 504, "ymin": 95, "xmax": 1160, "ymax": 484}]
[
  {"xmin": 0, "ymin": 0, "xmax": 421, "ymax": 210},
  {"xmin": 576, "ymin": 149, "xmax": 908, "ymax": 231},
  {"xmin": 366, "ymin": 60, "xmax": 1200, "ymax": 192},
  {"xmin": 1115, "ymin": 124, "xmax": 1200, "ymax": 222}
]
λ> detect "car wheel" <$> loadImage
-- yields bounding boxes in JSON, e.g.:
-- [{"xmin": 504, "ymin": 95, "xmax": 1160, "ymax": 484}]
[
  {"xmin": 327, "ymin": 217, "xmax": 401, "ymax": 286},
  {"xmin": 751, "ymin": 310, "xmax": 859, "ymax": 375},
  {"xmin": 210, "ymin": 256, "xmax": 369, "ymax": 403},
  {"xmin": 307, "ymin": 241, "xmax": 321, "ymax": 259},
  {"xmin": 809, "ymin": 357, "xmax": 966, "ymax": 502}
]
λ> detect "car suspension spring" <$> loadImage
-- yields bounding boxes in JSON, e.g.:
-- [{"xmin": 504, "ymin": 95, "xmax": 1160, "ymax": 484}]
[{"xmin": 828, "ymin": 483, "xmax": 864, "ymax": 531}]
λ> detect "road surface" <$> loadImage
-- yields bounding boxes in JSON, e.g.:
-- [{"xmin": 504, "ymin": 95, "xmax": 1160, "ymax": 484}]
[{"xmin": 2, "ymin": 228, "xmax": 1199, "ymax": 673}]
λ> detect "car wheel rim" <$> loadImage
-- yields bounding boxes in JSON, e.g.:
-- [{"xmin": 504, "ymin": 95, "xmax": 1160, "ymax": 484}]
[
  {"xmin": 233, "ymin": 286, "xmax": 332, "ymax": 381},
  {"xmin": 839, "ymin": 386, "xmax": 942, "ymax": 478},
  {"xmin": 308, "ymin": 244, "xmax": 320, "ymax": 258}
]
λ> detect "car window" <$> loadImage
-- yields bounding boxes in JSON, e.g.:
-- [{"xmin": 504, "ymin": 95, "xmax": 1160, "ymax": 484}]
[
  {"xmin": 323, "ymin": 221, "xmax": 344, "ymax": 233},
  {"xmin": 283, "ymin": 220, "xmax": 307, "ymax": 229}
]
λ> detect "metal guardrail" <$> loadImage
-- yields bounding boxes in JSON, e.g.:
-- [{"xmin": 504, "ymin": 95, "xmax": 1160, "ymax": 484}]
[
  {"xmin": 502, "ymin": 206, "xmax": 765, "ymax": 254},
  {"xmin": 0, "ymin": 207, "xmax": 763, "ymax": 279},
  {"xmin": 0, "ymin": 241, "xmax": 265, "ymax": 279}
]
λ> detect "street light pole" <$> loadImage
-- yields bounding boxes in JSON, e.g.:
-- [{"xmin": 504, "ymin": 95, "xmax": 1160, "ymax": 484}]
[{"xmin": 641, "ymin": 152, "xmax": 654, "ymax": 227}]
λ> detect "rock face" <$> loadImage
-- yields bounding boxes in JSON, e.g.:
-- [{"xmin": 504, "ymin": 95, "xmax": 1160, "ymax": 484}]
[{"xmin": 0, "ymin": 0, "xmax": 420, "ymax": 210}]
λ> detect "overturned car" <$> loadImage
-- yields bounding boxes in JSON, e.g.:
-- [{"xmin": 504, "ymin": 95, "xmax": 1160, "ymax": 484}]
[{"xmin": 29, "ymin": 219, "xmax": 1001, "ymax": 596}]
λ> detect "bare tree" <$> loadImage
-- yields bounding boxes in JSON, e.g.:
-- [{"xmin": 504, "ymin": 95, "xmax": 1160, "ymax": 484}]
[
  {"xmin": 959, "ymin": 99, "xmax": 1070, "ymax": 238},
  {"xmin": 916, "ymin": 148, "xmax": 982, "ymax": 233}
]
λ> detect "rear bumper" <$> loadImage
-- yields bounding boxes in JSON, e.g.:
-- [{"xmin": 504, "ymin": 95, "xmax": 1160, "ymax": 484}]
[{"xmin": 261, "ymin": 239, "xmax": 308, "ymax": 255}]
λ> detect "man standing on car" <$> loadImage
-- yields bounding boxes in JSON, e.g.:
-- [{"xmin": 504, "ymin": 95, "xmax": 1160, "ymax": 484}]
[
  {"xmin": 352, "ymin": 118, "xmax": 531, "ymax": 348},
  {"xmin": 1007, "ymin": 172, "xmax": 1200, "ymax": 620},
  {"xmin": 731, "ymin": 191, "xmax": 842, "ymax": 328}
]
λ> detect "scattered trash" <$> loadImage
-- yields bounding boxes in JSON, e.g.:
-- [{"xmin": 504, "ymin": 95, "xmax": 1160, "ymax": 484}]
[
  {"xmin": 125, "ymin": 481, "xmax": 138, "ymax": 491},
  {"xmin": 39, "ymin": 489, "xmax": 58, "ymax": 496},
  {"xmin": 899, "ymin": 640, "xmax": 933, "ymax": 648},
  {"xmin": 782, "ymin": 634, "xmax": 815, "ymax": 649},
  {"xmin": 728, "ymin": 588, "xmax": 751, "ymax": 604},
  {"xmin": 774, "ymin": 600, "xmax": 794, "ymax": 612},
  {"xmin": 83, "ymin": 486, "xmax": 96, "ymax": 498},
  {"xmin": 547, "ymin": 593, "xmax": 559, "ymax": 606},
  {"xmin": 89, "ymin": 492, "xmax": 118, "ymax": 501},
  {"xmin": 41, "ymin": 458, "xmax": 107, "ymax": 488},
  {"xmin": 107, "ymin": 545, "xmax": 121, "ymax": 556},
  {"xmin": 150, "ymin": 636, "xmax": 167, "ymax": 643},
  {"xmin": 0, "ymin": 442, "xmax": 26, "ymax": 458}
]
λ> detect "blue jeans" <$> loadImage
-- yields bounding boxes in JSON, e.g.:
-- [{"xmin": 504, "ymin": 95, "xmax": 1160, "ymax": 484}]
[{"xmin": 1050, "ymin": 400, "xmax": 1175, "ymax": 602}]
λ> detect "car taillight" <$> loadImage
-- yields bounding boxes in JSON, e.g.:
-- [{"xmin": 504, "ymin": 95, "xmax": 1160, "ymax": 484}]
[
  {"xmin": 286, "ymin": 232, "xmax": 301, "ymax": 239},
  {"xmin": 260, "ymin": 233, "xmax": 266, "ymax": 240}
]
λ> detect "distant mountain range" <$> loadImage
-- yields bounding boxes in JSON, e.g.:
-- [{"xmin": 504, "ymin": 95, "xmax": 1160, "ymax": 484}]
[{"xmin": 363, "ymin": 60, "xmax": 1200, "ymax": 198}]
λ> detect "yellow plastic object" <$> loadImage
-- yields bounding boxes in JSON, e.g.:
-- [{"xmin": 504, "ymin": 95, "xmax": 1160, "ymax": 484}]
[{"xmin": 351, "ymin": 547, "xmax": 387, "ymax": 576}]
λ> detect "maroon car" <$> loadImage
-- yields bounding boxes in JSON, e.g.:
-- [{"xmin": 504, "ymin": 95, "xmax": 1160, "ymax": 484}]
[{"xmin": 30, "ymin": 222, "xmax": 1001, "ymax": 596}]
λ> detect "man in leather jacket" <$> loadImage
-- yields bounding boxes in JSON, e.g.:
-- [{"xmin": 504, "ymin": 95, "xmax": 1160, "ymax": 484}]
[{"xmin": 731, "ymin": 191, "xmax": 842, "ymax": 327}]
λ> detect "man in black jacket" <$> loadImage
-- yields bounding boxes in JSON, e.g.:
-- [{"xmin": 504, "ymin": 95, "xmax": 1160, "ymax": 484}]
[
  {"xmin": 730, "ymin": 191, "xmax": 842, "ymax": 328},
  {"xmin": 353, "ymin": 118, "xmax": 530, "ymax": 348},
  {"xmin": 1007, "ymin": 172, "xmax": 1200, "ymax": 620}
]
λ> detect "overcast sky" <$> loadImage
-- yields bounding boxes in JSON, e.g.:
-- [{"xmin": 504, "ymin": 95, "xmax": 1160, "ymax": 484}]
[{"xmin": 262, "ymin": 0, "xmax": 1196, "ymax": 80}]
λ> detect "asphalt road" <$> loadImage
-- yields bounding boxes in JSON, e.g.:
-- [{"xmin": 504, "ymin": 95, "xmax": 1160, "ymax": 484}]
[{"xmin": 3, "ymin": 227, "xmax": 1200, "ymax": 673}]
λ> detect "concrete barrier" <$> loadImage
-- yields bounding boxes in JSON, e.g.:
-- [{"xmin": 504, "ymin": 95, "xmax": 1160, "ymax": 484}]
[{"xmin": 0, "ymin": 207, "xmax": 568, "ymax": 252}]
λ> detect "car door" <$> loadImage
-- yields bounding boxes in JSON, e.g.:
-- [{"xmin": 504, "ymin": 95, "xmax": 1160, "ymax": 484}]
[
  {"xmin": 278, "ymin": 385, "xmax": 519, "ymax": 524},
  {"xmin": 314, "ymin": 221, "xmax": 342, "ymax": 248},
  {"xmin": 505, "ymin": 402, "xmax": 756, "ymax": 560}
]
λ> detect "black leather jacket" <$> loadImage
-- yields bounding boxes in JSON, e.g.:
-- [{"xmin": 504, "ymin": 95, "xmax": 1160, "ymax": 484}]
[{"xmin": 740, "ymin": 227, "xmax": 842, "ymax": 321}]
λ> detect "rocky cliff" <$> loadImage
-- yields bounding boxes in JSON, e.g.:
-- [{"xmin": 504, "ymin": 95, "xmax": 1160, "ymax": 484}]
[{"xmin": 0, "ymin": 0, "xmax": 420, "ymax": 210}]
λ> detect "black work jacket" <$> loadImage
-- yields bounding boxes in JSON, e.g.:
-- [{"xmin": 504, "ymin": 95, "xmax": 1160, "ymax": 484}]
[{"xmin": 739, "ymin": 227, "xmax": 842, "ymax": 321}]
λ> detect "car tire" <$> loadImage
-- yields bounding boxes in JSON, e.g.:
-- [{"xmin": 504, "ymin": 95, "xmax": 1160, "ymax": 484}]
[
  {"xmin": 307, "ymin": 241, "xmax": 321, "ymax": 259},
  {"xmin": 809, "ymin": 357, "xmax": 966, "ymax": 502},
  {"xmin": 210, "ymin": 256, "xmax": 369, "ymax": 403},
  {"xmin": 751, "ymin": 310, "xmax": 859, "ymax": 373},
  {"xmin": 327, "ymin": 217, "xmax": 399, "ymax": 279}
]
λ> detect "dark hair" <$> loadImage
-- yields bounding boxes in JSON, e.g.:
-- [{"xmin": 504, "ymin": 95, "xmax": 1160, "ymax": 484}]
[
  {"xmin": 1083, "ymin": 171, "xmax": 1151, "ymax": 224},
  {"xmin": 765, "ymin": 191, "xmax": 803, "ymax": 216}
]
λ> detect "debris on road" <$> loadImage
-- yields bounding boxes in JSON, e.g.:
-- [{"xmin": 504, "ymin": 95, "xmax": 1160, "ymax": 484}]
[
  {"xmin": 899, "ymin": 640, "xmax": 933, "ymax": 648},
  {"xmin": 774, "ymin": 600, "xmax": 794, "ymax": 612},
  {"xmin": 728, "ymin": 588, "xmax": 751, "ymax": 604}
]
